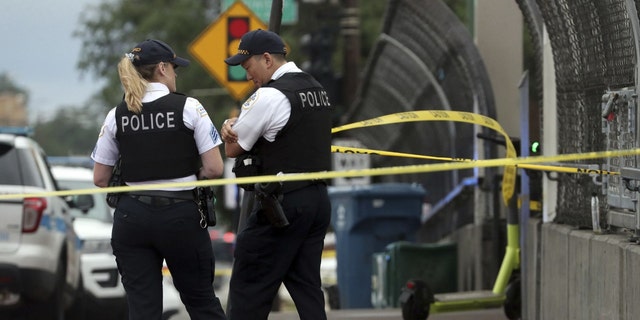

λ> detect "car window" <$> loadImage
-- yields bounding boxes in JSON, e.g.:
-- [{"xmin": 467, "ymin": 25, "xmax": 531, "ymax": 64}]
[
  {"xmin": 0, "ymin": 144, "xmax": 45, "ymax": 187},
  {"xmin": 58, "ymin": 180, "xmax": 113, "ymax": 223}
]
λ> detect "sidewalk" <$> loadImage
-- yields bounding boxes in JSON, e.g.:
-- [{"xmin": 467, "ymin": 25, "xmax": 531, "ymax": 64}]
[{"xmin": 269, "ymin": 308, "xmax": 508, "ymax": 320}]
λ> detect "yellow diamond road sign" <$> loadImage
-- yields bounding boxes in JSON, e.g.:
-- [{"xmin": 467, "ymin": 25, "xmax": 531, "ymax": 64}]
[{"xmin": 189, "ymin": 1, "xmax": 267, "ymax": 101}]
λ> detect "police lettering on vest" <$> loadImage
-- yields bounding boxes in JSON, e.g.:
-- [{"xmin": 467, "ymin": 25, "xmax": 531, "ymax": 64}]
[
  {"xmin": 298, "ymin": 89, "xmax": 330, "ymax": 108},
  {"xmin": 120, "ymin": 112, "xmax": 176, "ymax": 133}
]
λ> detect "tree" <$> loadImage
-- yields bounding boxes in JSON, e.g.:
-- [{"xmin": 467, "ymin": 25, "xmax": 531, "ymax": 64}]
[
  {"xmin": 74, "ymin": 0, "xmax": 237, "ymax": 125},
  {"xmin": 32, "ymin": 105, "xmax": 103, "ymax": 156},
  {"xmin": 74, "ymin": 0, "xmax": 390, "ymax": 121}
]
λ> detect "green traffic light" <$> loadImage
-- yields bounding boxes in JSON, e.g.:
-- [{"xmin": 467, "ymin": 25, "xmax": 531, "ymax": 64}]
[
  {"xmin": 531, "ymin": 141, "xmax": 540, "ymax": 153},
  {"xmin": 228, "ymin": 65, "xmax": 246, "ymax": 82}
]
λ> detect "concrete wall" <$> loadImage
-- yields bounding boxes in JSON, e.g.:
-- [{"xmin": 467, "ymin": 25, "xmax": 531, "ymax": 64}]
[{"xmin": 527, "ymin": 219, "xmax": 640, "ymax": 319}]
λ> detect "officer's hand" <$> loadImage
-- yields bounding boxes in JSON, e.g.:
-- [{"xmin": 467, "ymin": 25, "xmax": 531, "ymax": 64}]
[{"xmin": 221, "ymin": 117, "xmax": 238, "ymax": 144}]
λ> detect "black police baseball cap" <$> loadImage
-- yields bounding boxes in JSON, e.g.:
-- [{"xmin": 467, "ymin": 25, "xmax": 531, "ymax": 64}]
[
  {"xmin": 224, "ymin": 29, "xmax": 287, "ymax": 66},
  {"xmin": 128, "ymin": 39, "xmax": 190, "ymax": 67}
]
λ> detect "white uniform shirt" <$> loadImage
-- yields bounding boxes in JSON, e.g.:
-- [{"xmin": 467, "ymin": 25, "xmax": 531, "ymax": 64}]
[
  {"xmin": 91, "ymin": 82, "xmax": 222, "ymax": 190},
  {"xmin": 232, "ymin": 62, "xmax": 303, "ymax": 152}
]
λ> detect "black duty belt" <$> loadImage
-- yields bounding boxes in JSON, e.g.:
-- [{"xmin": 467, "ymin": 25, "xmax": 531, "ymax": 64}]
[
  {"xmin": 128, "ymin": 189, "xmax": 195, "ymax": 206},
  {"xmin": 281, "ymin": 180, "xmax": 327, "ymax": 194}
]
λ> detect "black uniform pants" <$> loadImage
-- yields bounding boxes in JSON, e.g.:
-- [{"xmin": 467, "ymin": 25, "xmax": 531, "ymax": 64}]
[
  {"xmin": 111, "ymin": 195, "xmax": 227, "ymax": 320},
  {"xmin": 228, "ymin": 183, "xmax": 331, "ymax": 320}
]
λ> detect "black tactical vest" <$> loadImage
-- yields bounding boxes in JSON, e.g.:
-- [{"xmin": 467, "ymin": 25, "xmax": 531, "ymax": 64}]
[
  {"xmin": 115, "ymin": 93, "xmax": 199, "ymax": 182},
  {"xmin": 253, "ymin": 72, "xmax": 333, "ymax": 175}
]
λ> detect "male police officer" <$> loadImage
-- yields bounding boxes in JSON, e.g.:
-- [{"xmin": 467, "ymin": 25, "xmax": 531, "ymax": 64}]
[{"xmin": 220, "ymin": 29, "xmax": 333, "ymax": 320}]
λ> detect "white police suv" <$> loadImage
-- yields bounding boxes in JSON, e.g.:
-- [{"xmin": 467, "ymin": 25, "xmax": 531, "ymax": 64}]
[{"xmin": 0, "ymin": 128, "xmax": 82, "ymax": 320}]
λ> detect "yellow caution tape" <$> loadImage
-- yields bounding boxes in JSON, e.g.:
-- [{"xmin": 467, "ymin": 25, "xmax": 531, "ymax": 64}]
[
  {"xmin": 0, "ymin": 110, "xmax": 635, "ymax": 201},
  {"xmin": 330, "ymin": 145, "xmax": 620, "ymax": 176},
  {"xmin": 1, "ymin": 148, "xmax": 638, "ymax": 200},
  {"xmin": 332, "ymin": 110, "xmax": 517, "ymax": 205}
]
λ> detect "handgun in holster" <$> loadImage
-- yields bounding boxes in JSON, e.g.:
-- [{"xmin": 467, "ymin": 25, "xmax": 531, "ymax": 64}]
[
  {"xmin": 106, "ymin": 158, "xmax": 122, "ymax": 208},
  {"xmin": 254, "ymin": 182, "xmax": 289, "ymax": 228},
  {"xmin": 197, "ymin": 186, "xmax": 217, "ymax": 227}
]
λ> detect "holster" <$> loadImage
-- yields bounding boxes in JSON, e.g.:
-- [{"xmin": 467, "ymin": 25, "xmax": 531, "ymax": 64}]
[
  {"xmin": 254, "ymin": 182, "xmax": 289, "ymax": 228},
  {"xmin": 106, "ymin": 158, "xmax": 123, "ymax": 208},
  {"xmin": 197, "ymin": 186, "xmax": 217, "ymax": 227}
]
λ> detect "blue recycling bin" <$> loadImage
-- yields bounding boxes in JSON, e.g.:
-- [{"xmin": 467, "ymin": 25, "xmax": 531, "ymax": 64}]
[{"xmin": 330, "ymin": 183, "xmax": 425, "ymax": 309}]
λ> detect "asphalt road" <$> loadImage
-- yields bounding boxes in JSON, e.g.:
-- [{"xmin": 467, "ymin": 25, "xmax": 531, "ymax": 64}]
[{"xmin": 172, "ymin": 307, "xmax": 508, "ymax": 320}]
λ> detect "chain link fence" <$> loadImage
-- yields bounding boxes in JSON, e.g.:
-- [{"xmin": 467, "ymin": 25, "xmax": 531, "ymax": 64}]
[
  {"xmin": 519, "ymin": 0, "xmax": 637, "ymax": 227},
  {"xmin": 340, "ymin": 0, "xmax": 497, "ymax": 236}
]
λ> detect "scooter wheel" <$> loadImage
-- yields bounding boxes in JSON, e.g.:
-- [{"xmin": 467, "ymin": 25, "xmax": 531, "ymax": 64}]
[
  {"xmin": 503, "ymin": 276, "xmax": 521, "ymax": 320},
  {"xmin": 399, "ymin": 279, "xmax": 431, "ymax": 320},
  {"xmin": 401, "ymin": 294, "xmax": 429, "ymax": 320}
]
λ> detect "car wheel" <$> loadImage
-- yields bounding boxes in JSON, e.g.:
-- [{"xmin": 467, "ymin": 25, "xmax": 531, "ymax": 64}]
[
  {"xmin": 65, "ymin": 276, "xmax": 87, "ymax": 320},
  {"xmin": 26, "ymin": 260, "xmax": 66, "ymax": 320}
]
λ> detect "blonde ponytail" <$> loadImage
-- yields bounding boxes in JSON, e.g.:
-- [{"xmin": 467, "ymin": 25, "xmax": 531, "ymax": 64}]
[{"xmin": 117, "ymin": 56, "xmax": 148, "ymax": 114}]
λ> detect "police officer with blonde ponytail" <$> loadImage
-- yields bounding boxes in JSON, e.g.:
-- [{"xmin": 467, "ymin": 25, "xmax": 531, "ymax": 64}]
[{"xmin": 91, "ymin": 39, "xmax": 227, "ymax": 320}]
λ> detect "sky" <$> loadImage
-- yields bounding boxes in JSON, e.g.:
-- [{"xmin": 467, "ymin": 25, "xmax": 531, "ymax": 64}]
[{"xmin": 1, "ymin": 0, "xmax": 104, "ymax": 121}]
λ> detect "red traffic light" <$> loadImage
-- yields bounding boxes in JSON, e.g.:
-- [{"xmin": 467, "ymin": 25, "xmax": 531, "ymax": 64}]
[{"xmin": 228, "ymin": 17, "xmax": 249, "ymax": 39}]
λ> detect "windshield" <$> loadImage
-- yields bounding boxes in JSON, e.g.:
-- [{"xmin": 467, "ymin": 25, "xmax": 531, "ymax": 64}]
[{"xmin": 57, "ymin": 179, "xmax": 113, "ymax": 223}]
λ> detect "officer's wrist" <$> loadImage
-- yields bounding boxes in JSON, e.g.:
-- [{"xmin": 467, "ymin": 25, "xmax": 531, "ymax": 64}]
[{"xmin": 198, "ymin": 167, "xmax": 208, "ymax": 180}]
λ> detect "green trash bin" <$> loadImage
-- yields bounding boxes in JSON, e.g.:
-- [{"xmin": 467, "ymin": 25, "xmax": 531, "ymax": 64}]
[{"xmin": 372, "ymin": 241, "xmax": 458, "ymax": 308}]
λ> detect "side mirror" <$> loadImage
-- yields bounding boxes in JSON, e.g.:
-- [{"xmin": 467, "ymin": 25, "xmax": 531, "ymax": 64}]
[
  {"xmin": 67, "ymin": 194, "xmax": 95, "ymax": 213},
  {"xmin": 75, "ymin": 194, "xmax": 95, "ymax": 213}
]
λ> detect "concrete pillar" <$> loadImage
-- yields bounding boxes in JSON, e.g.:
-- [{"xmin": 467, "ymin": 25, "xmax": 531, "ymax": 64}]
[{"xmin": 542, "ymin": 26, "xmax": 558, "ymax": 223}]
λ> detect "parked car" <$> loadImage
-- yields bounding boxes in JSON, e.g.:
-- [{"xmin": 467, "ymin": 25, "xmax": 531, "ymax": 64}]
[
  {"xmin": 50, "ymin": 163, "xmax": 183, "ymax": 319},
  {"xmin": 0, "ymin": 128, "xmax": 82, "ymax": 320},
  {"xmin": 51, "ymin": 165, "xmax": 127, "ymax": 319}
]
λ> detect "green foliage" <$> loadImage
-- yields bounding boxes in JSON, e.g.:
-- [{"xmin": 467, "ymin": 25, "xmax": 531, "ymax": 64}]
[
  {"xmin": 32, "ymin": 106, "xmax": 103, "ymax": 156},
  {"xmin": 279, "ymin": 1, "xmax": 386, "ymax": 76},
  {"xmin": 73, "ymin": 0, "xmax": 390, "ymax": 128},
  {"xmin": 75, "ymin": 0, "xmax": 237, "ymax": 126},
  {"xmin": 443, "ymin": 0, "xmax": 473, "ymax": 28}
]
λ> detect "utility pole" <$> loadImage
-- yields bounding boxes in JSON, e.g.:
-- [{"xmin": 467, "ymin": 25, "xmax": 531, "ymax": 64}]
[
  {"xmin": 341, "ymin": 0, "xmax": 360, "ymax": 107},
  {"xmin": 269, "ymin": 0, "xmax": 283, "ymax": 33}
]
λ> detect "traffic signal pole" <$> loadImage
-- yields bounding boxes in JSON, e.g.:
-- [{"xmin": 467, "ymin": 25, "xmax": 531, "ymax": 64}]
[
  {"xmin": 341, "ymin": 0, "xmax": 360, "ymax": 107},
  {"xmin": 269, "ymin": 0, "xmax": 283, "ymax": 33}
]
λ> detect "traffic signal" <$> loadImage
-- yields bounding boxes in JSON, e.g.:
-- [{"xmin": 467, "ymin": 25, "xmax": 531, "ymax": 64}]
[
  {"xmin": 530, "ymin": 141, "xmax": 541, "ymax": 155},
  {"xmin": 299, "ymin": 29, "xmax": 334, "ymax": 78},
  {"xmin": 227, "ymin": 17, "xmax": 249, "ymax": 82}
]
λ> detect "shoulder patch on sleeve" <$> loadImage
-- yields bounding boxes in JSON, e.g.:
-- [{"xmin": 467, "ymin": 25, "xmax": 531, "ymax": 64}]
[
  {"xmin": 242, "ymin": 91, "xmax": 259, "ymax": 110},
  {"xmin": 98, "ymin": 124, "xmax": 106, "ymax": 137},
  {"xmin": 187, "ymin": 97, "xmax": 209, "ymax": 118},
  {"xmin": 196, "ymin": 104, "xmax": 209, "ymax": 118}
]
